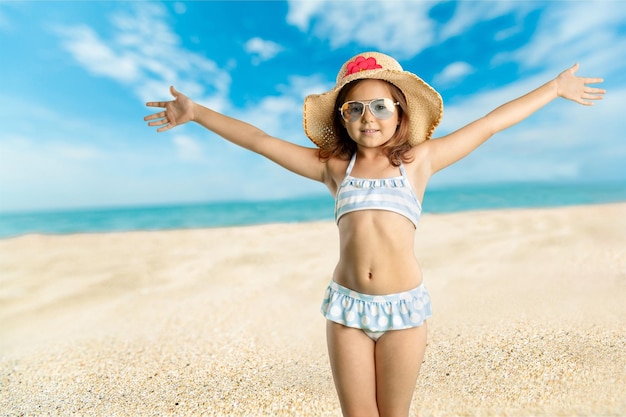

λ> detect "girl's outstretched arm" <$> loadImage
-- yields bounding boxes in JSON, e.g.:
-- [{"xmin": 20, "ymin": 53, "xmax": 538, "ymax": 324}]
[
  {"xmin": 144, "ymin": 87, "xmax": 328, "ymax": 183},
  {"xmin": 426, "ymin": 64, "xmax": 605, "ymax": 174}
]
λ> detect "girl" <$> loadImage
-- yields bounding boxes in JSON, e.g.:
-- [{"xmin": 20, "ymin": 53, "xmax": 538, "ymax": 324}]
[{"xmin": 144, "ymin": 52, "xmax": 604, "ymax": 417}]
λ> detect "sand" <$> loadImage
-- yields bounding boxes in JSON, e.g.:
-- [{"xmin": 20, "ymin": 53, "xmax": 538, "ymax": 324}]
[{"xmin": 1, "ymin": 203, "xmax": 625, "ymax": 416}]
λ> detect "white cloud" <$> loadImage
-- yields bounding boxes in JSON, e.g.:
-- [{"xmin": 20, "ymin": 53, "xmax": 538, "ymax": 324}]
[
  {"xmin": 438, "ymin": 1, "xmax": 538, "ymax": 42},
  {"xmin": 286, "ymin": 1, "xmax": 542, "ymax": 60},
  {"xmin": 245, "ymin": 37, "xmax": 284, "ymax": 65},
  {"xmin": 285, "ymin": 1, "xmax": 624, "ymax": 83},
  {"xmin": 277, "ymin": 74, "xmax": 334, "ymax": 101},
  {"xmin": 53, "ymin": 3, "xmax": 231, "ymax": 108},
  {"xmin": 501, "ymin": 3, "xmax": 626, "ymax": 76},
  {"xmin": 434, "ymin": 62, "xmax": 474, "ymax": 87},
  {"xmin": 56, "ymin": 25, "xmax": 141, "ymax": 83},
  {"xmin": 285, "ymin": 0, "xmax": 320, "ymax": 31},
  {"xmin": 287, "ymin": 1, "xmax": 436, "ymax": 59}
]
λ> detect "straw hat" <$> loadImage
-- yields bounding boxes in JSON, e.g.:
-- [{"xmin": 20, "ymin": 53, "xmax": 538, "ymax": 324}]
[{"xmin": 303, "ymin": 52, "xmax": 443, "ymax": 150}]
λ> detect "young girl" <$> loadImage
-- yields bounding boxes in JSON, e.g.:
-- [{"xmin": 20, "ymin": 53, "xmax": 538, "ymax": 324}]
[{"xmin": 144, "ymin": 52, "xmax": 604, "ymax": 417}]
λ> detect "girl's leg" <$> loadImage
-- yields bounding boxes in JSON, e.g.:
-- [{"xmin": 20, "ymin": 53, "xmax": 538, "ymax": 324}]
[
  {"xmin": 326, "ymin": 321, "xmax": 379, "ymax": 417},
  {"xmin": 374, "ymin": 323, "xmax": 428, "ymax": 417}
]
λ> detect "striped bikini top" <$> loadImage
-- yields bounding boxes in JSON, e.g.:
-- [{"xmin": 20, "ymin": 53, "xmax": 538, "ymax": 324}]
[{"xmin": 335, "ymin": 153, "xmax": 422, "ymax": 228}]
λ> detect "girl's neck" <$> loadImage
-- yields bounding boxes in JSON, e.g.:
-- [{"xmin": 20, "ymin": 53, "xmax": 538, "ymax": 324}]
[
  {"xmin": 355, "ymin": 146, "xmax": 388, "ymax": 162},
  {"xmin": 352, "ymin": 148, "xmax": 398, "ymax": 178}
]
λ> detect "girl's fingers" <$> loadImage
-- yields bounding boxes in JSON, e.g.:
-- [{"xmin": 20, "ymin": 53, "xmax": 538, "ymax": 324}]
[
  {"xmin": 582, "ymin": 93, "xmax": 603, "ymax": 101},
  {"xmin": 583, "ymin": 87, "xmax": 606, "ymax": 100},
  {"xmin": 147, "ymin": 115, "xmax": 170, "ymax": 126},
  {"xmin": 583, "ymin": 77, "xmax": 604, "ymax": 85},
  {"xmin": 144, "ymin": 111, "xmax": 168, "ymax": 122},
  {"xmin": 586, "ymin": 86, "xmax": 606, "ymax": 94},
  {"xmin": 145, "ymin": 94, "xmax": 180, "ymax": 132},
  {"xmin": 157, "ymin": 124, "xmax": 173, "ymax": 133}
]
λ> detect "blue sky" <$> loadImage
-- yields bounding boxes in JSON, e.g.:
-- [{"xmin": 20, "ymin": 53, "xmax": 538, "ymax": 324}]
[{"xmin": 1, "ymin": 1, "xmax": 624, "ymax": 212}]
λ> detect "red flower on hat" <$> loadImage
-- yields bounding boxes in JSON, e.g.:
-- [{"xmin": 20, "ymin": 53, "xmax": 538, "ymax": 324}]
[{"xmin": 345, "ymin": 56, "xmax": 382, "ymax": 77}]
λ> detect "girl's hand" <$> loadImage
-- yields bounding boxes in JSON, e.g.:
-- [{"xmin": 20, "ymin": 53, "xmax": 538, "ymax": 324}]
[
  {"xmin": 556, "ymin": 63, "xmax": 605, "ymax": 106},
  {"xmin": 144, "ymin": 86, "xmax": 194, "ymax": 132}
]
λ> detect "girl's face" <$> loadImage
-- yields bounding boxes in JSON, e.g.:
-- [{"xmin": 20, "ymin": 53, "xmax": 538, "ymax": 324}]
[{"xmin": 341, "ymin": 79, "xmax": 400, "ymax": 149}]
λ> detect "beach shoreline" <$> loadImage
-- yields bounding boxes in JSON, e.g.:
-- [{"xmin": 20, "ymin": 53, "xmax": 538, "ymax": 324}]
[{"xmin": 1, "ymin": 203, "xmax": 625, "ymax": 416}]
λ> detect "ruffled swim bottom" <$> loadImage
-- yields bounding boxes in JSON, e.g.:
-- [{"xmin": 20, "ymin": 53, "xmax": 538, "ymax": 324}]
[{"xmin": 321, "ymin": 280, "xmax": 432, "ymax": 341}]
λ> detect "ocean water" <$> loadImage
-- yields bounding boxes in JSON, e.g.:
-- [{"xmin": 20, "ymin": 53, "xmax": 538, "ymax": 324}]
[{"xmin": 1, "ymin": 182, "xmax": 625, "ymax": 239}]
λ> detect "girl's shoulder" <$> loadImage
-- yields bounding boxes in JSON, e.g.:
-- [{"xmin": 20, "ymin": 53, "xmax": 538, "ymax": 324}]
[
  {"xmin": 326, "ymin": 154, "xmax": 351, "ymax": 176},
  {"xmin": 402, "ymin": 143, "xmax": 432, "ymax": 174},
  {"xmin": 321, "ymin": 154, "xmax": 351, "ymax": 193}
]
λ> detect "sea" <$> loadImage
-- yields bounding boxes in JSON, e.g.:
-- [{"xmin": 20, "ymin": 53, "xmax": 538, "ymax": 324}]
[{"xmin": 1, "ymin": 181, "xmax": 625, "ymax": 239}]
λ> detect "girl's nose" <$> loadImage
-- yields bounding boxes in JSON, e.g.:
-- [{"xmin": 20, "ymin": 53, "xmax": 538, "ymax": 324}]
[{"xmin": 361, "ymin": 105, "xmax": 375, "ymax": 122}]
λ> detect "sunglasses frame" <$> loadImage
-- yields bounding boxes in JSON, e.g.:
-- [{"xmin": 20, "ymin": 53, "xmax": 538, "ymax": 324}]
[{"xmin": 339, "ymin": 98, "xmax": 400, "ymax": 123}]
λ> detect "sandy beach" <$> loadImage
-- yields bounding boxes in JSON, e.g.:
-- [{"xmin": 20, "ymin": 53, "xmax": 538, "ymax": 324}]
[{"xmin": 1, "ymin": 203, "xmax": 625, "ymax": 416}]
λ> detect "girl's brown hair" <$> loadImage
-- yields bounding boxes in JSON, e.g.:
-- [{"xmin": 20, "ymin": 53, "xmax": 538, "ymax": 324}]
[{"xmin": 318, "ymin": 79, "xmax": 413, "ymax": 166}]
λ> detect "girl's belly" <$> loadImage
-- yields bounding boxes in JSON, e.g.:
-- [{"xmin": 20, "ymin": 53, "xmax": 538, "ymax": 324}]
[
  {"xmin": 335, "ymin": 210, "xmax": 422, "ymax": 294},
  {"xmin": 332, "ymin": 256, "xmax": 423, "ymax": 295}
]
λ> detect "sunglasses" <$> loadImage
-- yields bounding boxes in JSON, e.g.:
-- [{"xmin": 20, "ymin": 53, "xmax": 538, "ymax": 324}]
[{"xmin": 339, "ymin": 98, "xmax": 400, "ymax": 123}]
